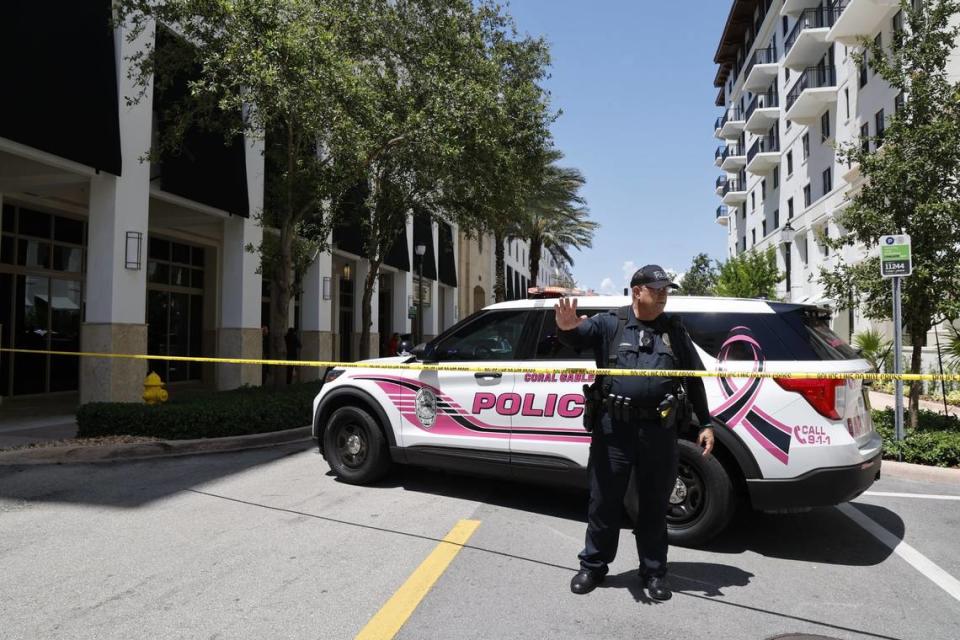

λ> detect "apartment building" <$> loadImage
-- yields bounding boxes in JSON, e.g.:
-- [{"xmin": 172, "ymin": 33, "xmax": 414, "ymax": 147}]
[{"xmin": 713, "ymin": 0, "xmax": 923, "ymax": 342}]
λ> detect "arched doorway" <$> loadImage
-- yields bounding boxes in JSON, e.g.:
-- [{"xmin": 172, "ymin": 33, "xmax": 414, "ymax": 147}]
[{"xmin": 473, "ymin": 285, "xmax": 486, "ymax": 313}]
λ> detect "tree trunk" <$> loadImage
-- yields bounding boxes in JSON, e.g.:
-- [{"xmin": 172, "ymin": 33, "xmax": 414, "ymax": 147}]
[
  {"xmin": 494, "ymin": 229, "xmax": 506, "ymax": 302},
  {"xmin": 358, "ymin": 257, "xmax": 381, "ymax": 361},
  {"xmin": 528, "ymin": 238, "xmax": 542, "ymax": 288},
  {"xmin": 269, "ymin": 222, "xmax": 295, "ymax": 389},
  {"xmin": 908, "ymin": 329, "xmax": 925, "ymax": 430}
]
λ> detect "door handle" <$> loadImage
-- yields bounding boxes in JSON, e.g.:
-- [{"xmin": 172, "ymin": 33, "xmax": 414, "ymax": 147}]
[{"xmin": 474, "ymin": 372, "xmax": 502, "ymax": 379}]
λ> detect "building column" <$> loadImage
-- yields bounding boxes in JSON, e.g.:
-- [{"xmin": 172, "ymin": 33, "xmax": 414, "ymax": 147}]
[
  {"xmin": 354, "ymin": 259, "xmax": 380, "ymax": 358},
  {"xmin": 217, "ymin": 119, "xmax": 264, "ymax": 389},
  {"xmin": 422, "ymin": 221, "xmax": 440, "ymax": 341},
  {"xmin": 393, "ymin": 217, "xmax": 414, "ymax": 338},
  {"xmin": 80, "ymin": 19, "xmax": 154, "ymax": 404},
  {"xmin": 300, "ymin": 247, "xmax": 334, "ymax": 381}
]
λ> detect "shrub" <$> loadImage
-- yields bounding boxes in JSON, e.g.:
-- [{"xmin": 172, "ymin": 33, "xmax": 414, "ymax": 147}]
[
  {"xmin": 77, "ymin": 381, "xmax": 322, "ymax": 440},
  {"xmin": 872, "ymin": 408, "xmax": 960, "ymax": 468}
]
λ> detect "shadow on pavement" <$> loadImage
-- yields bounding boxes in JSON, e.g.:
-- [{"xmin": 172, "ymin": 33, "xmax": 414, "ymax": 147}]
[
  {"xmin": 369, "ymin": 466, "xmax": 904, "ymax": 568},
  {"xmin": 704, "ymin": 503, "xmax": 902, "ymax": 567},
  {"xmin": 602, "ymin": 562, "xmax": 755, "ymax": 604},
  {"xmin": 0, "ymin": 442, "xmax": 314, "ymax": 509}
]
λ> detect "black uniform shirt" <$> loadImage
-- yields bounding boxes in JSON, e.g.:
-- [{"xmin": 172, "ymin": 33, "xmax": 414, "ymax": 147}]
[{"xmin": 558, "ymin": 308, "xmax": 712, "ymax": 426}]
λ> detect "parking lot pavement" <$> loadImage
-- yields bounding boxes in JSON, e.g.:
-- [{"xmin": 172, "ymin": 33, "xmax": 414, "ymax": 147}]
[{"xmin": 1, "ymin": 449, "xmax": 958, "ymax": 640}]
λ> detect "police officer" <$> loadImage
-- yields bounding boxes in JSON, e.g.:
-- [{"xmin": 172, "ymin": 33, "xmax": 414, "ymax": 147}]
[{"xmin": 555, "ymin": 264, "xmax": 714, "ymax": 601}]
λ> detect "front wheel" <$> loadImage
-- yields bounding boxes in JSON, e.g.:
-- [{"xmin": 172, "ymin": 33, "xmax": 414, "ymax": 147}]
[
  {"xmin": 323, "ymin": 406, "xmax": 391, "ymax": 485},
  {"xmin": 625, "ymin": 440, "xmax": 735, "ymax": 547}
]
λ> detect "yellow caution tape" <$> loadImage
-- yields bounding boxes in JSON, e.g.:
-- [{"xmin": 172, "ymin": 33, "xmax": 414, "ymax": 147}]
[{"xmin": 1, "ymin": 347, "xmax": 958, "ymax": 382}]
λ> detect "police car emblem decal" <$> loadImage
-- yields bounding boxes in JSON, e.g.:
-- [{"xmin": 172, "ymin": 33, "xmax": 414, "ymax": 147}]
[{"xmin": 415, "ymin": 387, "xmax": 438, "ymax": 428}]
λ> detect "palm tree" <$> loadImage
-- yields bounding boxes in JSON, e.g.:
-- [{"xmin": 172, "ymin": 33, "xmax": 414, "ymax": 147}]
[{"xmin": 493, "ymin": 150, "xmax": 596, "ymax": 296}]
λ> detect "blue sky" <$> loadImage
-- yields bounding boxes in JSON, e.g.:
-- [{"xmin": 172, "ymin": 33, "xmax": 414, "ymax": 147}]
[{"xmin": 506, "ymin": 0, "xmax": 733, "ymax": 293}]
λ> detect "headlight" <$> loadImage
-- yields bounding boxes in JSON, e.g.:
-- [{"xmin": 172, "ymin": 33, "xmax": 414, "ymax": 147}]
[{"xmin": 324, "ymin": 368, "xmax": 345, "ymax": 383}]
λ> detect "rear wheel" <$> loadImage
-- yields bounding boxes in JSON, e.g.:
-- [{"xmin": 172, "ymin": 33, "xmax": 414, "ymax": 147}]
[
  {"xmin": 323, "ymin": 406, "xmax": 391, "ymax": 485},
  {"xmin": 625, "ymin": 440, "xmax": 735, "ymax": 547}
]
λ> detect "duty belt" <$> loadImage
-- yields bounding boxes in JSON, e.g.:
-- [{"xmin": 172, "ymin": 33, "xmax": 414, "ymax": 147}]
[{"xmin": 603, "ymin": 394, "xmax": 662, "ymax": 422}]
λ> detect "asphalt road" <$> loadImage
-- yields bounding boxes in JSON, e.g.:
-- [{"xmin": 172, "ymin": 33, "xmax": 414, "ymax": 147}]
[{"xmin": 1, "ymin": 445, "xmax": 958, "ymax": 640}]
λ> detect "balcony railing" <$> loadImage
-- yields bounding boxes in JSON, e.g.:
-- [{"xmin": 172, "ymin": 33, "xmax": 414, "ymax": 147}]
[
  {"xmin": 722, "ymin": 179, "xmax": 744, "ymax": 196},
  {"xmin": 743, "ymin": 45, "xmax": 778, "ymax": 82},
  {"xmin": 716, "ymin": 176, "xmax": 728, "ymax": 191},
  {"xmin": 716, "ymin": 107, "xmax": 744, "ymax": 131},
  {"xmin": 747, "ymin": 136, "xmax": 781, "ymax": 164},
  {"xmin": 716, "ymin": 205, "xmax": 729, "ymax": 219},
  {"xmin": 745, "ymin": 88, "xmax": 780, "ymax": 122},
  {"xmin": 784, "ymin": 7, "xmax": 837, "ymax": 54},
  {"xmin": 721, "ymin": 144, "xmax": 744, "ymax": 163},
  {"xmin": 785, "ymin": 66, "xmax": 837, "ymax": 112}
]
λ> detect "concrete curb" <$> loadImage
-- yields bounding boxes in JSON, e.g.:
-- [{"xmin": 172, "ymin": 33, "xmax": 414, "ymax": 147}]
[
  {"xmin": 880, "ymin": 460, "xmax": 960, "ymax": 485},
  {"xmin": 0, "ymin": 426, "xmax": 314, "ymax": 466}
]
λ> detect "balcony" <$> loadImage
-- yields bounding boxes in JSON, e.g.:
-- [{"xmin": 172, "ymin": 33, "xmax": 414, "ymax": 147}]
[
  {"xmin": 785, "ymin": 65, "xmax": 837, "ymax": 124},
  {"xmin": 715, "ymin": 108, "xmax": 745, "ymax": 140},
  {"xmin": 714, "ymin": 146, "xmax": 725, "ymax": 167},
  {"xmin": 719, "ymin": 144, "xmax": 747, "ymax": 172},
  {"xmin": 715, "ymin": 176, "xmax": 727, "ymax": 196},
  {"xmin": 744, "ymin": 89, "xmax": 780, "ymax": 134},
  {"xmin": 828, "ymin": 0, "xmax": 901, "ymax": 45},
  {"xmin": 746, "ymin": 136, "xmax": 781, "ymax": 174},
  {"xmin": 721, "ymin": 178, "xmax": 747, "ymax": 206},
  {"xmin": 781, "ymin": 0, "xmax": 822, "ymax": 15},
  {"xmin": 743, "ymin": 46, "xmax": 779, "ymax": 92},
  {"xmin": 716, "ymin": 205, "xmax": 729, "ymax": 226},
  {"xmin": 783, "ymin": 7, "xmax": 836, "ymax": 70}
]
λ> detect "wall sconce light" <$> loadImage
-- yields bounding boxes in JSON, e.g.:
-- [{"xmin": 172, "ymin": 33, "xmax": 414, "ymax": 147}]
[
  {"xmin": 322, "ymin": 276, "xmax": 332, "ymax": 300},
  {"xmin": 341, "ymin": 264, "xmax": 352, "ymax": 281},
  {"xmin": 125, "ymin": 231, "xmax": 143, "ymax": 270}
]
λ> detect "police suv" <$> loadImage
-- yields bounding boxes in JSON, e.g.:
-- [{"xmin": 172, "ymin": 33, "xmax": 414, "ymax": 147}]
[{"xmin": 312, "ymin": 295, "xmax": 882, "ymax": 545}]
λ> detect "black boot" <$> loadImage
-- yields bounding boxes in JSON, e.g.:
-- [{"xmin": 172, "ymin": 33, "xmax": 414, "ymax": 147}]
[
  {"xmin": 643, "ymin": 575, "xmax": 671, "ymax": 601},
  {"xmin": 570, "ymin": 569, "xmax": 604, "ymax": 594}
]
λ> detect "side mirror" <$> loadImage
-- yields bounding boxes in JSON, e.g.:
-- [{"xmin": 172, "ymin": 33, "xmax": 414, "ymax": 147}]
[{"xmin": 410, "ymin": 342, "xmax": 436, "ymax": 362}]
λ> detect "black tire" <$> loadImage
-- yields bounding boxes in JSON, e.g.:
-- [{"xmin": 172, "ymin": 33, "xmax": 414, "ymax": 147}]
[
  {"xmin": 625, "ymin": 440, "xmax": 735, "ymax": 547},
  {"xmin": 323, "ymin": 406, "xmax": 391, "ymax": 485}
]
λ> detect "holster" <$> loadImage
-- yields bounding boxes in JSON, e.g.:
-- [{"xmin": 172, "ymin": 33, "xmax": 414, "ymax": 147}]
[
  {"xmin": 581, "ymin": 377, "xmax": 606, "ymax": 432},
  {"xmin": 657, "ymin": 394, "xmax": 679, "ymax": 430}
]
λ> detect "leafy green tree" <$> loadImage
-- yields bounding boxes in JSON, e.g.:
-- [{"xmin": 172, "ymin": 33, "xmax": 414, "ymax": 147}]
[
  {"xmin": 515, "ymin": 150, "xmax": 598, "ymax": 288},
  {"xmin": 116, "ymin": 0, "xmax": 369, "ymax": 385},
  {"xmin": 678, "ymin": 253, "xmax": 718, "ymax": 296},
  {"xmin": 821, "ymin": 0, "xmax": 960, "ymax": 426},
  {"xmin": 346, "ymin": 1, "xmax": 554, "ymax": 354},
  {"xmin": 714, "ymin": 248, "xmax": 782, "ymax": 299}
]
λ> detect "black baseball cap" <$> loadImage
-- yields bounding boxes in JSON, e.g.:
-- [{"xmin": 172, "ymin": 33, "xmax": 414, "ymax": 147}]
[{"xmin": 630, "ymin": 264, "xmax": 679, "ymax": 290}]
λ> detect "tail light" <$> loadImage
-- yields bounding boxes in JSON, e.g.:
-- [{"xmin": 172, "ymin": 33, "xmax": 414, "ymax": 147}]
[{"xmin": 775, "ymin": 377, "xmax": 845, "ymax": 420}]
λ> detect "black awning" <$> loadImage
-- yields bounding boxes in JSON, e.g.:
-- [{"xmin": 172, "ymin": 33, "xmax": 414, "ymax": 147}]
[
  {"xmin": 332, "ymin": 180, "xmax": 366, "ymax": 256},
  {"xmin": 383, "ymin": 223, "xmax": 410, "ymax": 272},
  {"xmin": 412, "ymin": 212, "xmax": 437, "ymax": 281},
  {"xmin": 437, "ymin": 222, "xmax": 457, "ymax": 287},
  {"xmin": 153, "ymin": 28, "xmax": 249, "ymax": 217},
  {"xmin": 0, "ymin": 0, "xmax": 121, "ymax": 175}
]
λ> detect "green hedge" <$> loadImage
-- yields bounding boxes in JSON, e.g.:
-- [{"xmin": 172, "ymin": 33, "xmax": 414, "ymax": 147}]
[
  {"xmin": 872, "ymin": 408, "xmax": 960, "ymax": 468},
  {"xmin": 77, "ymin": 381, "xmax": 322, "ymax": 440}
]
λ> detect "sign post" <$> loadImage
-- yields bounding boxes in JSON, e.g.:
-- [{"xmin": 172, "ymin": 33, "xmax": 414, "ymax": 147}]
[{"xmin": 879, "ymin": 234, "xmax": 912, "ymax": 454}]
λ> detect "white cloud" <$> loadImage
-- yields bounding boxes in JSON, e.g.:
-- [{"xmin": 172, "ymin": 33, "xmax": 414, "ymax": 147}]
[
  {"xmin": 621, "ymin": 261, "xmax": 638, "ymax": 286},
  {"xmin": 599, "ymin": 277, "xmax": 615, "ymax": 294}
]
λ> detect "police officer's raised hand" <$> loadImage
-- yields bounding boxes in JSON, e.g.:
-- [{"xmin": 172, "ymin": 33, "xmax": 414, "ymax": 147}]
[
  {"xmin": 555, "ymin": 297, "xmax": 587, "ymax": 331},
  {"xmin": 697, "ymin": 427, "xmax": 715, "ymax": 457}
]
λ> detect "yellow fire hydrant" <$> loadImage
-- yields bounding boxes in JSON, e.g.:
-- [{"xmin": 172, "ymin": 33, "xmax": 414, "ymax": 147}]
[{"xmin": 143, "ymin": 371, "xmax": 169, "ymax": 405}]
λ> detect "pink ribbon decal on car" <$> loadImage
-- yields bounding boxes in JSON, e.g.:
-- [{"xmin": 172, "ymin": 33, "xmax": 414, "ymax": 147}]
[{"xmin": 711, "ymin": 326, "xmax": 792, "ymax": 465}]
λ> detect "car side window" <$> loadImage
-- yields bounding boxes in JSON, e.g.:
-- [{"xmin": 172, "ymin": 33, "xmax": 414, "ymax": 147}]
[
  {"xmin": 432, "ymin": 310, "xmax": 529, "ymax": 361},
  {"xmin": 533, "ymin": 309, "xmax": 600, "ymax": 360}
]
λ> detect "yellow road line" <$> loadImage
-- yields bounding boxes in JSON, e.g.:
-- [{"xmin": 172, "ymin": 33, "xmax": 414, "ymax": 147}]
[
  {"xmin": 1, "ymin": 347, "xmax": 957, "ymax": 382},
  {"xmin": 355, "ymin": 519, "xmax": 481, "ymax": 640}
]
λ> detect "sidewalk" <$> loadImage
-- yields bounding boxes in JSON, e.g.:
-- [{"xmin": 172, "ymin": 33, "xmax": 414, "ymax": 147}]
[
  {"xmin": 869, "ymin": 390, "xmax": 960, "ymax": 417},
  {"xmin": 0, "ymin": 394, "xmax": 79, "ymax": 449}
]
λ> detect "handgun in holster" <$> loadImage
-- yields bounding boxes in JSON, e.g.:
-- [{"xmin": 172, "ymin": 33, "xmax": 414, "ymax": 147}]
[
  {"xmin": 581, "ymin": 377, "xmax": 607, "ymax": 432},
  {"xmin": 657, "ymin": 394, "xmax": 679, "ymax": 430}
]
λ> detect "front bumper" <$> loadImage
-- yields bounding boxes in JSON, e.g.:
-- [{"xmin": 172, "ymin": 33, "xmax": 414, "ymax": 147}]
[{"xmin": 747, "ymin": 453, "xmax": 882, "ymax": 510}]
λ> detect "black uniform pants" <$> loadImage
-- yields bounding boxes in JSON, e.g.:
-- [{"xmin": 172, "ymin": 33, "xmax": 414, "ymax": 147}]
[{"xmin": 578, "ymin": 412, "xmax": 679, "ymax": 578}]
